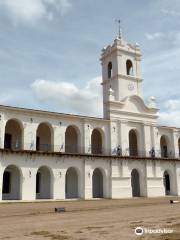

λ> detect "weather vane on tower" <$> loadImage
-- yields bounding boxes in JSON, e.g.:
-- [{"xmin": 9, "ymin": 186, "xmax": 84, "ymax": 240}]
[{"xmin": 115, "ymin": 19, "xmax": 122, "ymax": 39}]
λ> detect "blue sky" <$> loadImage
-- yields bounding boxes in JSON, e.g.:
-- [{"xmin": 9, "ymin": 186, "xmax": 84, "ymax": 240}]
[{"xmin": 0, "ymin": 0, "xmax": 180, "ymax": 126}]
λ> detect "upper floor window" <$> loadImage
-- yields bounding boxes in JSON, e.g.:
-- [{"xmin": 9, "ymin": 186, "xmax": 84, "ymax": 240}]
[
  {"xmin": 4, "ymin": 119, "xmax": 23, "ymax": 151},
  {"xmin": 91, "ymin": 128, "xmax": 103, "ymax": 154},
  {"xmin": 65, "ymin": 125, "xmax": 79, "ymax": 153},
  {"xmin": 126, "ymin": 60, "xmax": 133, "ymax": 76},
  {"xmin": 129, "ymin": 129, "xmax": 138, "ymax": 156},
  {"xmin": 108, "ymin": 62, "xmax": 112, "ymax": 79},
  {"xmin": 36, "ymin": 122, "xmax": 53, "ymax": 152},
  {"xmin": 160, "ymin": 135, "xmax": 169, "ymax": 158}
]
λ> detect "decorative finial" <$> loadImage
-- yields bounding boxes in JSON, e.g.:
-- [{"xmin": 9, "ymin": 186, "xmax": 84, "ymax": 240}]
[
  {"xmin": 115, "ymin": 19, "xmax": 122, "ymax": 39},
  {"xmin": 148, "ymin": 96, "xmax": 157, "ymax": 108}
]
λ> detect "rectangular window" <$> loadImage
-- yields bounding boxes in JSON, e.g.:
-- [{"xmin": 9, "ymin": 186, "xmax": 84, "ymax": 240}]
[{"xmin": 3, "ymin": 171, "xmax": 11, "ymax": 194}]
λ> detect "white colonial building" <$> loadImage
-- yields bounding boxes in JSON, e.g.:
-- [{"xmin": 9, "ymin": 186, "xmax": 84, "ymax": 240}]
[{"xmin": 0, "ymin": 36, "xmax": 180, "ymax": 201}]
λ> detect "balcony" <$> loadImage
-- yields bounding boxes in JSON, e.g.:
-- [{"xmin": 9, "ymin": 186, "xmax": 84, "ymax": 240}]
[{"xmin": 2, "ymin": 142, "xmax": 180, "ymax": 160}]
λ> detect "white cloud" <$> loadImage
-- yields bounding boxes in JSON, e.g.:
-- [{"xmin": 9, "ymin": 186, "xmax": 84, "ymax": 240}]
[
  {"xmin": 0, "ymin": 94, "xmax": 12, "ymax": 105},
  {"xmin": 0, "ymin": 0, "xmax": 71, "ymax": 24},
  {"xmin": 31, "ymin": 77, "xmax": 103, "ymax": 117},
  {"xmin": 159, "ymin": 99, "xmax": 180, "ymax": 127},
  {"xmin": 161, "ymin": 9, "xmax": 180, "ymax": 17},
  {"xmin": 145, "ymin": 32, "xmax": 165, "ymax": 40}
]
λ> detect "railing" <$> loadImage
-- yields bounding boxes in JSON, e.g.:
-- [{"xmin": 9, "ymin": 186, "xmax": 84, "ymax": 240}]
[
  {"xmin": 36, "ymin": 143, "xmax": 52, "ymax": 152},
  {"xmin": 112, "ymin": 146, "xmax": 178, "ymax": 159},
  {"xmin": 2, "ymin": 142, "xmax": 180, "ymax": 159},
  {"xmin": 4, "ymin": 141, "xmax": 22, "ymax": 151}
]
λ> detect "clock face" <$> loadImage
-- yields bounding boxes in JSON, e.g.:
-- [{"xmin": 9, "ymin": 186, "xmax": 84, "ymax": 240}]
[{"xmin": 128, "ymin": 83, "xmax": 134, "ymax": 91}]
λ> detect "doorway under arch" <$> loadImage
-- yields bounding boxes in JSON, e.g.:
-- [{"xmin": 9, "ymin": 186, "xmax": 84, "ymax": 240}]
[
  {"xmin": 65, "ymin": 167, "xmax": 79, "ymax": 199},
  {"xmin": 92, "ymin": 168, "xmax": 104, "ymax": 198},
  {"xmin": 131, "ymin": 169, "xmax": 140, "ymax": 197},
  {"xmin": 163, "ymin": 171, "xmax": 170, "ymax": 195},
  {"xmin": 2, "ymin": 165, "xmax": 21, "ymax": 200},
  {"xmin": 36, "ymin": 166, "xmax": 52, "ymax": 199}
]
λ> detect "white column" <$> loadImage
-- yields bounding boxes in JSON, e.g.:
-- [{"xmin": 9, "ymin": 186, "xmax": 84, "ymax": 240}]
[
  {"xmin": 152, "ymin": 126, "xmax": 160, "ymax": 157},
  {"xmin": 110, "ymin": 120, "xmax": 118, "ymax": 155},
  {"xmin": 119, "ymin": 120, "xmax": 129, "ymax": 156},
  {"xmin": 53, "ymin": 125, "xmax": 65, "ymax": 152},
  {"xmin": 143, "ymin": 124, "xmax": 151, "ymax": 157},
  {"xmin": 23, "ymin": 123, "xmax": 38, "ymax": 151},
  {"xmin": 175, "ymin": 162, "xmax": 180, "ymax": 196},
  {"xmin": 0, "ymin": 166, "xmax": 3, "ymax": 200},
  {"xmin": 135, "ymin": 56, "xmax": 142, "ymax": 79},
  {"xmin": 21, "ymin": 168, "xmax": 36, "ymax": 201},
  {"xmin": 172, "ymin": 131, "xmax": 179, "ymax": 158},
  {"xmin": 84, "ymin": 160, "xmax": 92, "ymax": 199},
  {"xmin": 0, "ymin": 115, "xmax": 5, "ymax": 149},
  {"xmin": 83, "ymin": 122, "xmax": 91, "ymax": 154},
  {"xmin": 53, "ymin": 169, "xmax": 65, "ymax": 199}
]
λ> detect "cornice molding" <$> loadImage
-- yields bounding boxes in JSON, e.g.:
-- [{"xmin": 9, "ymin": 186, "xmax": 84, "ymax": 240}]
[{"xmin": 101, "ymin": 74, "xmax": 143, "ymax": 85}]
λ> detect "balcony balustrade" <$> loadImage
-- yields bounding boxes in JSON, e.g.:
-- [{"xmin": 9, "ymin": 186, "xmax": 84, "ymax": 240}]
[{"xmin": 2, "ymin": 142, "xmax": 180, "ymax": 160}]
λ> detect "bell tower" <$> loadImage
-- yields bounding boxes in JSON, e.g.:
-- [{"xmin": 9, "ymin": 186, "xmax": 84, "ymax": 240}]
[{"xmin": 101, "ymin": 36, "xmax": 143, "ymax": 119}]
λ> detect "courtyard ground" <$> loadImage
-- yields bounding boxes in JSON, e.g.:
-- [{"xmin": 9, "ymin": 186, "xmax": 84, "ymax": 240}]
[{"xmin": 0, "ymin": 197, "xmax": 180, "ymax": 240}]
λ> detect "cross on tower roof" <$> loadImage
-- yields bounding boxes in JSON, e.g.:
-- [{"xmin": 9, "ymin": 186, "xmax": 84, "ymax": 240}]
[{"xmin": 115, "ymin": 19, "xmax": 122, "ymax": 39}]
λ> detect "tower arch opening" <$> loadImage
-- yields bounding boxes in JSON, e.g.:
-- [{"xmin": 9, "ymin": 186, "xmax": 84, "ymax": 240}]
[
  {"xmin": 108, "ymin": 62, "xmax": 112, "ymax": 79},
  {"xmin": 126, "ymin": 60, "xmax": 133, "ymax": 76}
]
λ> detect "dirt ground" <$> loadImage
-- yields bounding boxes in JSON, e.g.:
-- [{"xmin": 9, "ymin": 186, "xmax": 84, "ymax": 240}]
[{"xmin": 0, "ymin": 197, "xmax": 180, "ymax": 240}]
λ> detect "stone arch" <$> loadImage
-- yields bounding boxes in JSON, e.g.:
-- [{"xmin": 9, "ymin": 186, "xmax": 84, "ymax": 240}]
[
  {"xmin": 65, "ymin": 167, "xmax": 79, "ymax": 199},
  {"xmin": 129, "ymin": 129, "xmax": 138, "ymax": 156},
  {"xmin": 65, "ymin": 125, "xmax": 80, "ymax": 153},
  {"xmin": 131, "ymin": 169, "xmax": 140, "ymax": 197},
  {"xmin": 160, "ymin": 135, "xmax": 169, "ymax": 158},
  {"xmin": 92, "ymin": 168, "xmax": 104, "ymax": 198},
  {"xmin": 36, "ymin": 166, "xmax": 52, "ymax": 199},
  {"xmin": 2, "ymin": 165, "xmax": 22, "ymax": 200},
  {"xmin": 108, "ymin": 62, "xmax": 112, "ymax": 79},
  {"xmin": 178, "ymin": 138, "xmax": 180, "ymax": 157},
  {"xmin": 91, "ymin": 128, "xmax": 104, "ymax": 154},
  {"xmin": 126, "ymin": 59, "xmax": 133, "ymax": 76},
  {"xmin": 36, "ymin": 122, "xmax": 53, "ymax": 152},
  {"xmin": 4, "ymin": 119, "xmax": 23, "ymax": 150}
]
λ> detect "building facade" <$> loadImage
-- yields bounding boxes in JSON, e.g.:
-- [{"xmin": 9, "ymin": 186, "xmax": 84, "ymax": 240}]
[{"xmin": 0, "ymin": 36, "xmax": 180, "ymax": 201}]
